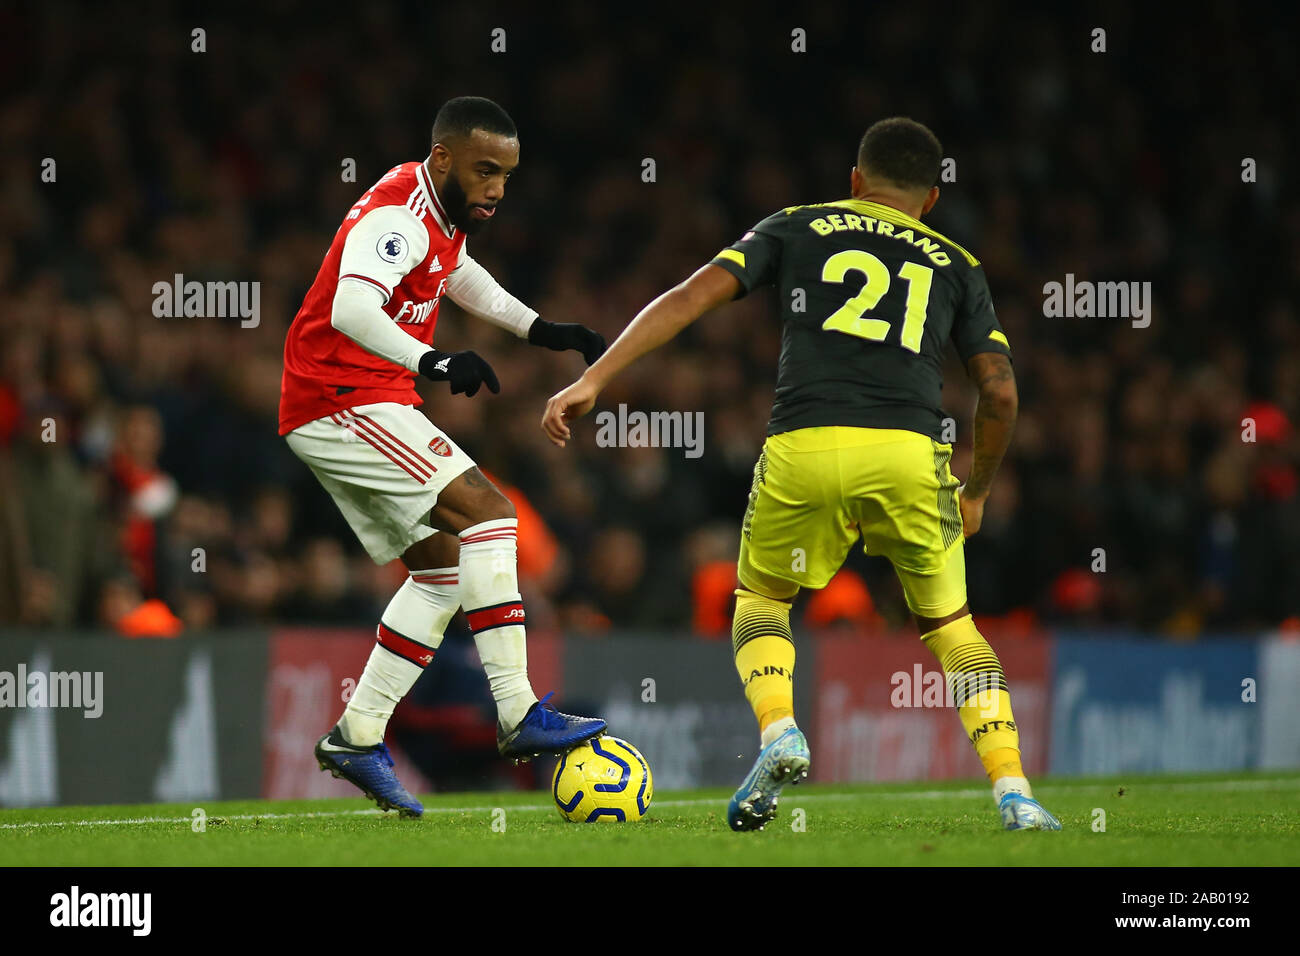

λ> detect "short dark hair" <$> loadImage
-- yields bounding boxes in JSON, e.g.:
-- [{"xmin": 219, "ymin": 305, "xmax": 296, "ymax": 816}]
[
  {"xmin": 856, "ymin": 118, "xmax": 942, "ymax": 191},
  {"xmin": 432, "ymin": 96, "xmax": 517, "ymax": 144}
]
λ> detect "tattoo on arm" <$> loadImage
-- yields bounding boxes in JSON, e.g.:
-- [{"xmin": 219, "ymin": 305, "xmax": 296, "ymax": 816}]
[{"xmin": 965, "ymin": 353, "xmax": 1017, "ymax": 500}]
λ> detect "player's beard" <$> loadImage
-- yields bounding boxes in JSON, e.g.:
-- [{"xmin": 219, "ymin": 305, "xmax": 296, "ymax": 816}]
[{"xmin": 442, "ymin": 173, "xmax": 492, "ymax": 235}]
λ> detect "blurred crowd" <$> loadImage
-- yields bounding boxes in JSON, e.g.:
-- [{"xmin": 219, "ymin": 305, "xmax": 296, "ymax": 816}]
[{"xmin": 2, "ymin": 1, "xmax": 1298, "ymax": 637}]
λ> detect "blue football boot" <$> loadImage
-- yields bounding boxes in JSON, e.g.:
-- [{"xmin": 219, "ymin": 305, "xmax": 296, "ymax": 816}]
[
  {"xmin": 999, "ymin": 792, "xmax": 1062, "ymax": 831},
  {"xmin": 497, "ymin": 692, "xmax": 607, "ymax": 762},
  {"xmin": 315, "ymin": 726, "xmax": 424, "ymax": 818},
  {"xmin": 727, "ymin": 726, "xmax": 811, "ymax": 831}
]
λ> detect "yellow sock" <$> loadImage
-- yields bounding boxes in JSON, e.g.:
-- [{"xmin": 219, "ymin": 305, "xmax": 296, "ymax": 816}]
[
  {"xmin": 920, "ymin": 614, "xmax": 1024, "ymax": 783},
  {"xmin": 732, "ymin": 589, "xmax": 795, "ymax": 733}
]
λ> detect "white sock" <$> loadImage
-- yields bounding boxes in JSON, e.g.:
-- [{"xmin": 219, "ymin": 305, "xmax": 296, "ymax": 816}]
[
  {"xmin": 992, "ymin": 775, "xmax": 1034, "ymax": 804},
  {"xmin": 339, "ymin": 567, "xmax": 459, "ymax": 746},
  {"xmin": 459, "ymin": 519, "xmax": 536, "ymax": 730},
  {"xmin": 761, "ymin": 716, "xmax": 797, "ymax": 747}
]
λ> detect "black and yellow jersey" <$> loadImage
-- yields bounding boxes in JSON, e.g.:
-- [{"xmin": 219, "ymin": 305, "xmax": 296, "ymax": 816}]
[{"xmin": 710, "ymin": 198, "xmax": 1011, "ymax": 440}]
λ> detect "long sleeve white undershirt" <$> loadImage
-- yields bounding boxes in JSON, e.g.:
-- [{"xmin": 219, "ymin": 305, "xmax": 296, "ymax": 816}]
[
  {"xmin": 331, "ymin": 279, "xmax": 431, "ymax": 372},
  {"xmin": 444, "ymin": 249, "xmax": 538, "ymax": 338},
  {"xmin": 331, "ymin": 251, "xmax": 539, "ymax": 373}
]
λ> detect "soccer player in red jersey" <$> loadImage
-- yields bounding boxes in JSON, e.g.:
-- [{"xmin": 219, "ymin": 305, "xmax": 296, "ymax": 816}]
[{"xmin": 280, "ymin": 97, "xmax": 606, "ymax": 816}]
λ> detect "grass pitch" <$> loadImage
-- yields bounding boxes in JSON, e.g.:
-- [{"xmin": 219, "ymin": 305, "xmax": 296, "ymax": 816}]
[{"xmin": 2, "ymin": 772, "xmax": 1297, "ymax": 867}]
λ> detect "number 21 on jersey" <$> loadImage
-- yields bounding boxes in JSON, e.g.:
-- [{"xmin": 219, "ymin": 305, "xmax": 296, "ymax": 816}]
[{"xmin": 820, "ymin": 249, "xmax": 934, "ymax": 353}]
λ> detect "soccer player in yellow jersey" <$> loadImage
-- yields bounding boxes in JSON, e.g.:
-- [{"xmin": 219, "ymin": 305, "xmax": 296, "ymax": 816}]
[{"xmin": 542, "ymin": 118, "xmax": 1060, "ymax": 832}]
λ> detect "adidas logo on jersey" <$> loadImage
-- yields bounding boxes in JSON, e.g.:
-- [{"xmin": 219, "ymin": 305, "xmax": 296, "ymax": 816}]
[{"xmin": 428, "ymin": 255, "xmax": 443, "ymax": 273}]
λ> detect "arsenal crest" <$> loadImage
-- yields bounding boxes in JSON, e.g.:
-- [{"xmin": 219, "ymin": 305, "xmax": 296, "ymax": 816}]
[{"xmin": 427, "ymin": 436, "xmax": 452, "ymax": 457}]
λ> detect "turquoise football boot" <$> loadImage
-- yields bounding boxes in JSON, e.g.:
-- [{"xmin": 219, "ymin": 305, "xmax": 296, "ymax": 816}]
[
  {"xmin": 727, "ymin": 726, "xmax": 811, "ymax": 831},
  {"xmin": 999, "ymin": 792, "xmax": 1062, "ymax": 830}
]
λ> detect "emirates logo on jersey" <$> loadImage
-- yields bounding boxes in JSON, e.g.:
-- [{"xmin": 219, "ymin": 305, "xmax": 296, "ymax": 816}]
[
  {"xmin": 427, "ymin": 437, "xmax": 452, "ymax": 457},
  {"xmin": 394, "ymin": 299, "xmax": 437, "ymax": 324}
]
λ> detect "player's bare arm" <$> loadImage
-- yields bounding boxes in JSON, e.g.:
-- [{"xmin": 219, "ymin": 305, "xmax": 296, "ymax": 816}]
[
  {"xmin": 541, "ymin": 263, "xmax": 740, "ymax": 446},
  {"xmin": 960, "ymin": 351, "xmax": 1017, "ymax": 537}
]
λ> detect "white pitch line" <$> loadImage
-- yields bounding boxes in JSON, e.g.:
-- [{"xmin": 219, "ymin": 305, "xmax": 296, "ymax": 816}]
[
  {"xmin": 0, "ymin": 792, "xmax": 955, "ymax": 829},
  {"xmin": 0, "ymin": 808, "xmax": 386, "ymax": 830},
  {"xmin": 1, "ymin": 777, "xmax": 1296, "ymax": 831}
]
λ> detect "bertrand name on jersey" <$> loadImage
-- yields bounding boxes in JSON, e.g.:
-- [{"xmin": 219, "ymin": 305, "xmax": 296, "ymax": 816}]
[{"xmin": 805, "ymin": 212, "xmax": 952, "ymax": 266}]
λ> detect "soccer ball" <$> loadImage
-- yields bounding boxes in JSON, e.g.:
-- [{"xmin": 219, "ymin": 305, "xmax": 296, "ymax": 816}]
[{"xmin": 552, "ymin": 735, "xmax": 653, "ymax": 822}]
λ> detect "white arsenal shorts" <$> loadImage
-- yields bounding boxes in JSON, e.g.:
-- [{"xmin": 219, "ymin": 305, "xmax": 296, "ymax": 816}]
[{"xmin": 285, "ymin": 402, "xmax": 476, "ymax": 564}]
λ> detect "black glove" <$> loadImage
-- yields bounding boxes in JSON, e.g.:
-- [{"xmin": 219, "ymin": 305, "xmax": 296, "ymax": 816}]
[
  {"xmin": 527, "ymin": 318, "xmax": 606, "ymax": 365},
  {"xmin": 418, "ymin": 349, "xmax": 500, "ymax": 397}
]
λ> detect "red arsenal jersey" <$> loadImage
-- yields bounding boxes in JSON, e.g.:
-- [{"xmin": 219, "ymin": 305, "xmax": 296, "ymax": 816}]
[{"xmin": 279, "ymin": 161, "xmax": 467, "ymax": 435}]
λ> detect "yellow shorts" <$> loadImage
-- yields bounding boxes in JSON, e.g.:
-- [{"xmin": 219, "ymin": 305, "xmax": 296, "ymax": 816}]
[{"xmin": 737, "ymin": 426, "xmax": 967, "ymax": 617}]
